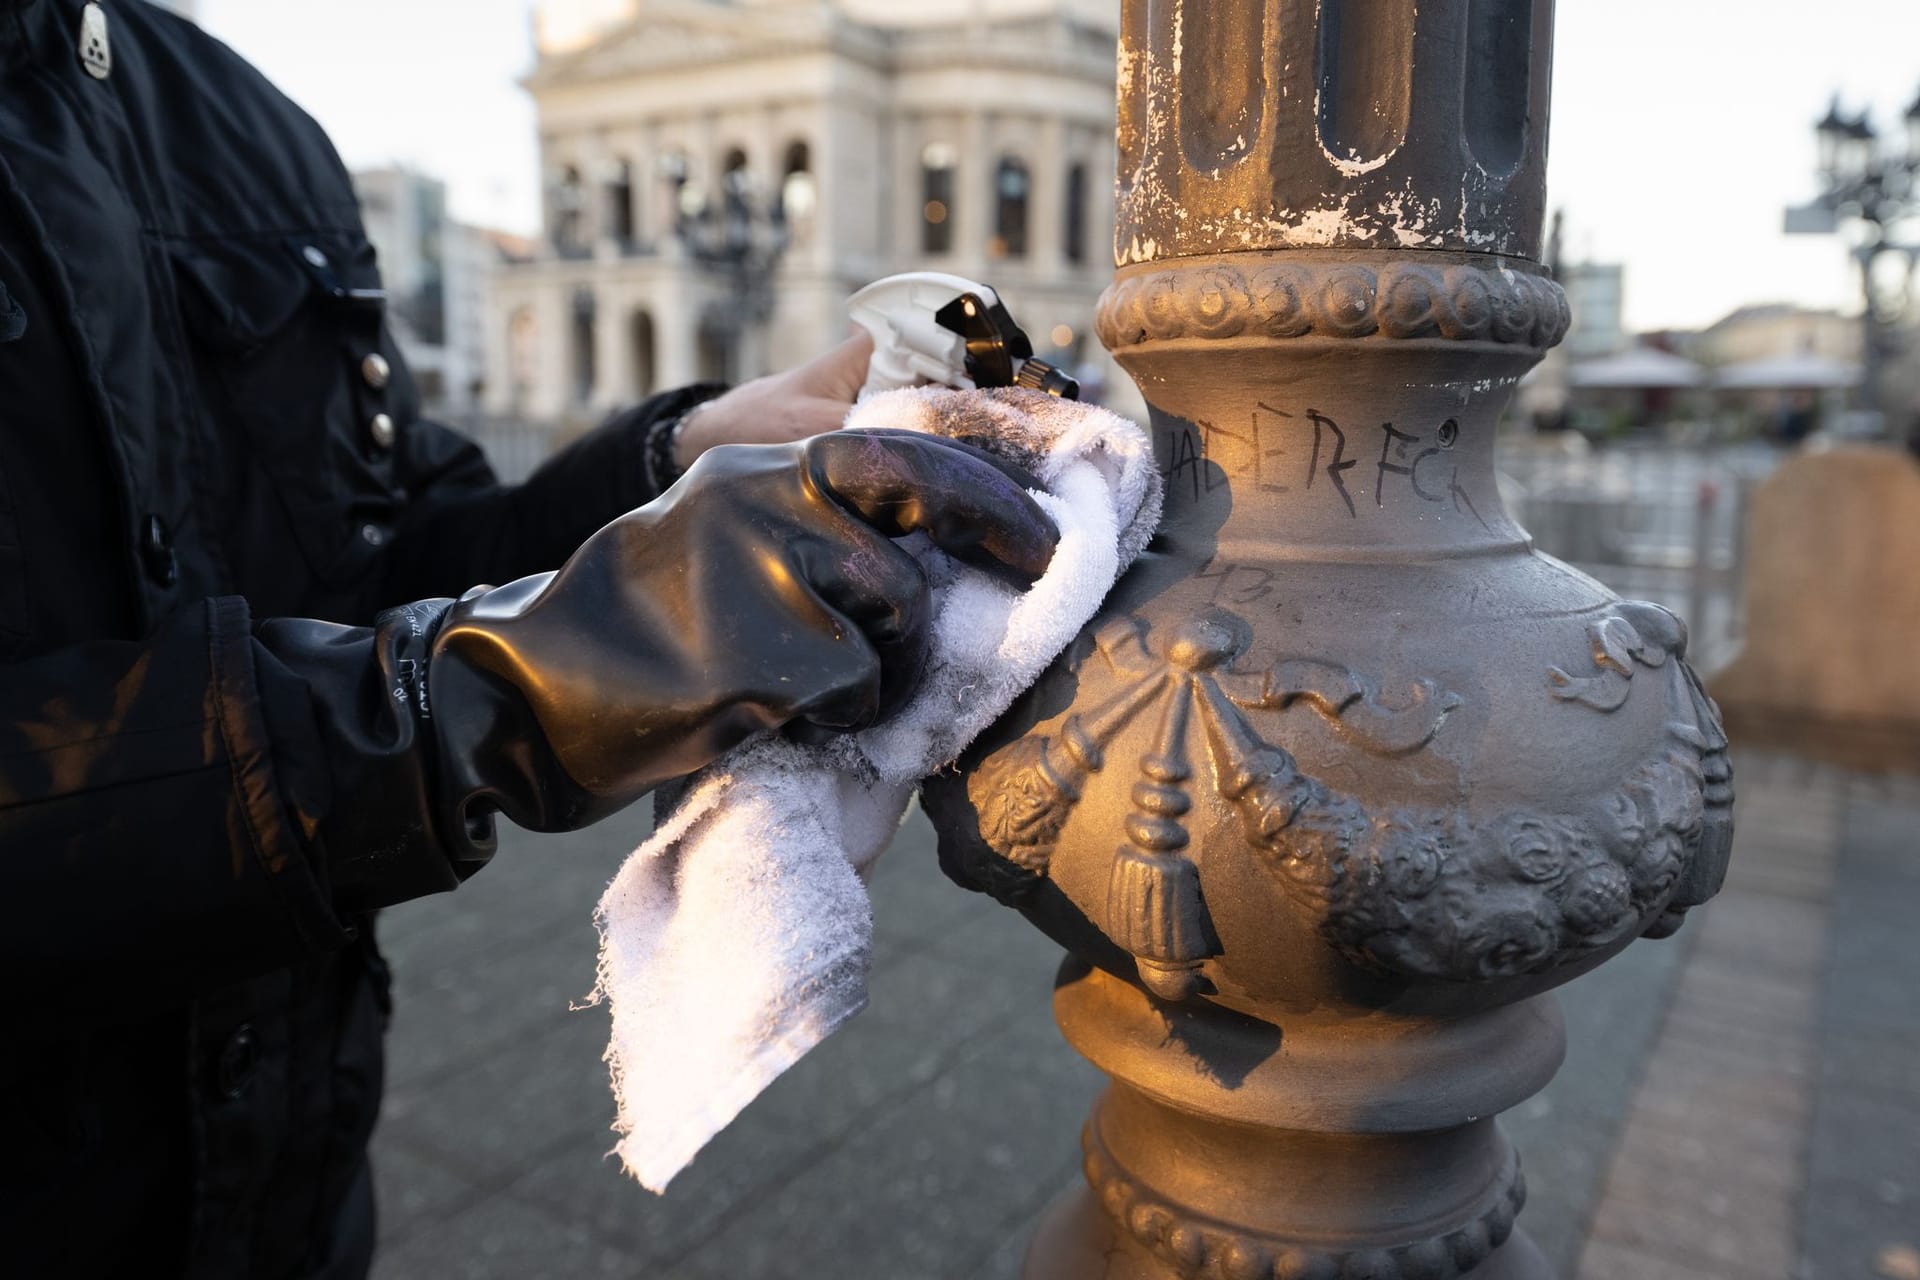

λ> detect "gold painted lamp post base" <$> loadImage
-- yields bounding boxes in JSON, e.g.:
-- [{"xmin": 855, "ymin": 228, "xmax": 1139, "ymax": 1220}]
[
  {"xmin": 1013, "ymin": 963, "xmax": 1561, "ymax": 1280},
  {"xmin": 922, "ymin": 2, "xmax": 1733, "ymax": 1274}
]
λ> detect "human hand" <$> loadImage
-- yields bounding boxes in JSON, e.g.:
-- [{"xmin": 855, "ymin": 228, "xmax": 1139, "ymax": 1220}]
[
  {"xmin": 673, "ymin": 331, "xmax": 874, "ymax": 469},
  {"xmin": 428, "ymin": 428, "xmax": 1056, "ymax": 834}
]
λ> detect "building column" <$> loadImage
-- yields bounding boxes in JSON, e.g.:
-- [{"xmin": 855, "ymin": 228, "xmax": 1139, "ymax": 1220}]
[
  {"xmin": 481, "ymin": 285, "xmax": 516, "ymax": 417},
  {"xmin": 814, "ymin": 97, "xmax": 861, "ymax": 270},
  {"xmin": 654, "ymin": 272, "xmax": 701, "ymax": 390},
  {"xmin": 573, "ymin": 129, "xmax": 607, "ymax": 257},
  {"xmin": 696, "ymin": 111, "xmax": 721, "ymax": 209},
  {"xmin": 892, "ymin": 111, "xmax": 923, "ymax": 267},
  {"xmin": 1032, "ymin": 112, "xmax": 1068, "ymax": 277},
  {"xmin": 955, "ymin": 108, "xmax": 992, "ymax": 278},
  {"xmin": 530, "ymin": 281, "xmax": 570, "ymax": 421},
  {"xmin": 594, "ymin": 287, "xmax": 633, "ymax": 411}
]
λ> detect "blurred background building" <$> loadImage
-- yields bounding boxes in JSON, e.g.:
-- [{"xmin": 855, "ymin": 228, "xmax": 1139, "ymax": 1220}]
[
  {"xmin": 351, "ymin": 167, "xmax": 536, "ymax": 416},
  {"xmin": 483, "ymin": 0, "xmax": 1123, "ymax": 427}
]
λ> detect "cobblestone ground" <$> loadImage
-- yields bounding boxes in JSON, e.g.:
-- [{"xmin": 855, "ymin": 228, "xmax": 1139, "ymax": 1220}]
[{"xmin": 368, "ymin": 752, "xmax": 1919, "ymax": 1280}]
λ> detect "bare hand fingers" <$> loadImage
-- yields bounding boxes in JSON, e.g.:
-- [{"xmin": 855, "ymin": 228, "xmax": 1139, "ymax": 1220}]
[{"xmin": 797, "ymin": 331, "xmax": 874, "ymax": 403}]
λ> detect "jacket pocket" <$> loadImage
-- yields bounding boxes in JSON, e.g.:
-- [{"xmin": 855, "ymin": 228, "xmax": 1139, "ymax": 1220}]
[{"xmin": 168, "ymin": 231, "xmax": 406, "ymax": 594}]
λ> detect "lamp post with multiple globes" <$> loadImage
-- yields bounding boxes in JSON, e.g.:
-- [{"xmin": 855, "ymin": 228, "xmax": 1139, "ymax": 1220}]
[{"xmin": 1796, "ymin": 89, "xmax": 1920, "ymax": 425}]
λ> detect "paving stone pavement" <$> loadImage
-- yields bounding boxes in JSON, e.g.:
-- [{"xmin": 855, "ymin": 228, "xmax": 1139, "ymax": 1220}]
[
  {"xmin": 1575, "ymin": 757, "xmax": 1843, "ymax": 1279},
  {"xmin": 368, "ymin": 754, "xmax": 1919, "ymax": 1279}
]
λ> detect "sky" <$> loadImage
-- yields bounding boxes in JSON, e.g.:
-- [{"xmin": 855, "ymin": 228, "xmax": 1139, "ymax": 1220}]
[{"xmin": 195, "ymin": 0, "xmax": 1920, "ymax": 335}]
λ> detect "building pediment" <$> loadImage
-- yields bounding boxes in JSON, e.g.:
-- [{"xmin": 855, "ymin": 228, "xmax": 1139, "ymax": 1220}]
[{"xmin": 526, "ymin": 2, "xmax": 883, "ymax": 89}]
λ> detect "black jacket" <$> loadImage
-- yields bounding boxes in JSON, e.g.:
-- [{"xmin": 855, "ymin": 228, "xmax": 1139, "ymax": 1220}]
[{"xmin": 0, "ymin": 2, "xmax": 702, "ymax": 1273}]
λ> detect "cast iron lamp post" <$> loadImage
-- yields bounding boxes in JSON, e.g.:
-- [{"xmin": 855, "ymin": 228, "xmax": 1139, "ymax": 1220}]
[
  {"xmin": 670, "ymin": 160, "xmax": 790, "ymax": 382},
  {"xmin": 1800, "ymin": 90, "xmax": 1920, "ymax": 424},
  {"xmin": 921, "ymin": 2, "xmax": 1736, "ymax": 1276}
]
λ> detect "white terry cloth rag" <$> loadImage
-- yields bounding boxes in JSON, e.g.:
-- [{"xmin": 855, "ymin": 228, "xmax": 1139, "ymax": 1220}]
[{"xmin": 590, "ymin": 386, "xmax": 1162, "ymax": 1192}]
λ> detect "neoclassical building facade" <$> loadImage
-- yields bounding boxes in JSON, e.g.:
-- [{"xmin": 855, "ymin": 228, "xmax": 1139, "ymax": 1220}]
[{"xmin": 486, "ymin": 0, "xmax": 1122, "ymax": 423}]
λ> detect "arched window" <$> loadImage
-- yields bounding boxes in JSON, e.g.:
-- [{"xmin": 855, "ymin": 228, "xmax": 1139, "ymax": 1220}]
[
  {"xmin": 1064, "ymin": 161, "xmax": 1089, "ymax": 265},
  {"xmin": 697, "ymin": 318, "xmax": 734, "ymax": 384},
  {"xmin": 570, "ymin": 289, "xmax": 596, "ymax": 406},
  {"xmin": 992, "ymin": 155, "xmax": 1030, "ymax": 259},
  {"xmin": 778, "ymin": 139, "xmax": 816, "ymax": 226},
  {"xmin": 630, "ymin": 309, "xmax": 657, "ymax": 399},
  {"xmin": 715, "ymin": 147, "xmax": 753, "ymax": 241},
  {"xmin": 657, "ymin": 150, "xmax": 697, "ymax": 222},
  {"xmin": 606, "ymin": 158, "xmax": 636, "ymax": 247},
  {"xmin": 552, "ymin": 164, "xmax": 587, "ymax": 256},
  {"xmin": 721, "ymin": 147, "xmax": 751, "ymax": 199},
  {"xmin": 921, "ymin": 141, "xmax": 956, "ymax": 255}
]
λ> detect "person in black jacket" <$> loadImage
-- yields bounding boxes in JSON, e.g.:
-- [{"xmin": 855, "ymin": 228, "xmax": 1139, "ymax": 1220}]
[{"xmin": 0, "ymin": 2, "xmax": 1056, "ymax": 1276}]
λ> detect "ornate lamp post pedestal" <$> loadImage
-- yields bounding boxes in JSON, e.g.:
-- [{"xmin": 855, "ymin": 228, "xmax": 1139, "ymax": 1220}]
[{"xmin": 922, "ymin": 3, "xmax": 1735, "ymax": 1276}]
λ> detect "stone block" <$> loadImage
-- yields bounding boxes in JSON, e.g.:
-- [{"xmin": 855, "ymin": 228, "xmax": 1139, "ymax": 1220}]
[{"xmin": 1713, "ymin": 447, "xmax": 1920, "ymax": 769}]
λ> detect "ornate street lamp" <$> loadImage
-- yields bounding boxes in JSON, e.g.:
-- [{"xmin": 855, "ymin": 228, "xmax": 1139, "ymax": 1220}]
[
  {"xmin": 663, "ymin": 155, "xmax": 792, "ymax": 382},
  {"xmin": 1906, "ymin": 87, "xmax": 1920, "ymax": 169},
  {"xmin": 1817, "ymin": 99, "xmax": 1848, "ymax": 178},
  {"xmin": 1842, "ymin": 114, "xmax": 1878, "ymax": 184},
  {"xmin": 1793, "ymin": 89, "xmax": 1920, "ymax": 425},
  {"xmin": 923, "ymin": 2, "xmax": 1735, "ymax": 1275}
]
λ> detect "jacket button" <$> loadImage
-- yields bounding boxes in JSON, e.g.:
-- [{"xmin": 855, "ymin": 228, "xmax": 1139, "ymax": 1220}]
[
  {"xmin": 361, "ymin": 523, "xmax": 389, "ymax": 547},
  {"xmin": 216, "ymin": 1024, "xmax": 258, "ymax": 1099},
  {"xmin": 368, "ymin": 412, "xmax": 396, "ymax": 450},
  {"xmin": 361, "ymin": 352, "xmax": 392, "ymax": 389},
  {"xmin": 141, "ymin": 514, "xmax": 178, "ymax": 588}
]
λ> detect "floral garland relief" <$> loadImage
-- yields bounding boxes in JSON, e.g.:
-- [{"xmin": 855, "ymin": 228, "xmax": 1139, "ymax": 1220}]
[{"xmin": 965, "ymin": 602, "xmax": 1731, "ymax": 988}]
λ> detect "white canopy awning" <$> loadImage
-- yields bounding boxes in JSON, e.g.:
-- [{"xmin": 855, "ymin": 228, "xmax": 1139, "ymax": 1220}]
[
  {"xmin": 1714, "ymin": 353, "xmax": 1860, "ymax": 391},
  {"xmin": 1568, "ymin": 346, "xmax": 1705, "ymax": 390}
]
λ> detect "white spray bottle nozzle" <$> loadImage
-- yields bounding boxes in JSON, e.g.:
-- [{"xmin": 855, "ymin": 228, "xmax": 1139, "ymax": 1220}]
[{"xmin": 848, "ymin": 272, "xmax": 1006, "ymax": 400}]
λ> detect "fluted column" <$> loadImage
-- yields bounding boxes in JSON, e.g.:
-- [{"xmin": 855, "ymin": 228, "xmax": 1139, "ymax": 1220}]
[
  {"xmin": 957, "ymin": 108, "xmax": 994, "ymax": 277},
  {"xmin": 1033, "ymin": 112, "xmax": 1069, "ymax": 276},
  {"xmin": 1114, "ymin": 0, "xmax": 1551, "ymax": 264}
]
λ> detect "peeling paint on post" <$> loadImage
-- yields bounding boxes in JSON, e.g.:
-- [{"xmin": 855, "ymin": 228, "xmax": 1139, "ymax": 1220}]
[
  {"xmin": 1113, "ymin": 0, "xmax": 1553, "ymax": 261},
  {"xmin": 923, "ymin": 2, "xmax": 1735, "ymax": 1277}
]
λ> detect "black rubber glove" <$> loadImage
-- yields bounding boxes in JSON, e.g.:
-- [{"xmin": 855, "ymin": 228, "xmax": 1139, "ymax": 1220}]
[{"xmin": 420, "ymin": 427, "xmax": 1056, "ymax": 852}]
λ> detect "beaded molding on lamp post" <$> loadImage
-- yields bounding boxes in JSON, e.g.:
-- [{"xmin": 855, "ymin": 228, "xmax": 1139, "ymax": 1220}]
[{"xmin": 1097, "ymin": 255, "xmax": 1571, "ymax": 351}]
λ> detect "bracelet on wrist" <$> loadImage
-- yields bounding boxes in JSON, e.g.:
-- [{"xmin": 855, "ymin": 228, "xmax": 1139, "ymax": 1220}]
[{"xmin": 643, "ymin": 399, "xmax": 713, "ymax": 496}]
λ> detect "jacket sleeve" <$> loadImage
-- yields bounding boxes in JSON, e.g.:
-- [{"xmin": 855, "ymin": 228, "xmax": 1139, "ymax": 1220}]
[
  {"xmin": 1, "ymin": 598, "xmax": 350, "ymax": 1027},
  {"xmin": 2, "ymin": 594, "xmax": 487, "ymax": 1031},
  {"xmin": 374, "ymin": 384, "xmax": 725, "ymax": 608}
]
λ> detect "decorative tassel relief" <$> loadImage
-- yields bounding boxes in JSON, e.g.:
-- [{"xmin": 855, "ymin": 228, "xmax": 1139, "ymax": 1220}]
[
  {"xmin": 1104, "ymin": 666, "xmax": 1221, "ymax": 1001},
  {"xmin": 1106, "ymin": 844, "xmax": 1219, "ymax": 1000}
]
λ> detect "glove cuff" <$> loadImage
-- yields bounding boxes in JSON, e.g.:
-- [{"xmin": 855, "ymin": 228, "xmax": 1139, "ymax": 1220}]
[
  {"xmin": 318, "ymin": 598, "xmax": 494, "ymax": 913},
  {"xmin": 424, "ymin": 575, "xmax": 610, "ymax": 841}
]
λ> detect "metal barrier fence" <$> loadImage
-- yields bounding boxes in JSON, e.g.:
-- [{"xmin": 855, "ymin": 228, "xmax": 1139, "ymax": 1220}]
[
  {"xmin": 445, "ymin": 413, "xmax": 564, "ymax": 486},
  {"xmin": 1497, "ymin": 437, "xmax": 1785, "ymax": 673},
  {"xmin": 448, "ymin": 416, "xmax": 1775, "ymax": 674}
]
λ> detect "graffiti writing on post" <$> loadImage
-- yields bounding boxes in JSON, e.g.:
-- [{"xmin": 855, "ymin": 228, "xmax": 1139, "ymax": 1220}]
[{"xmin": 1162, "ymin": 406, "xmax": 1486, "ymax": 529}]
